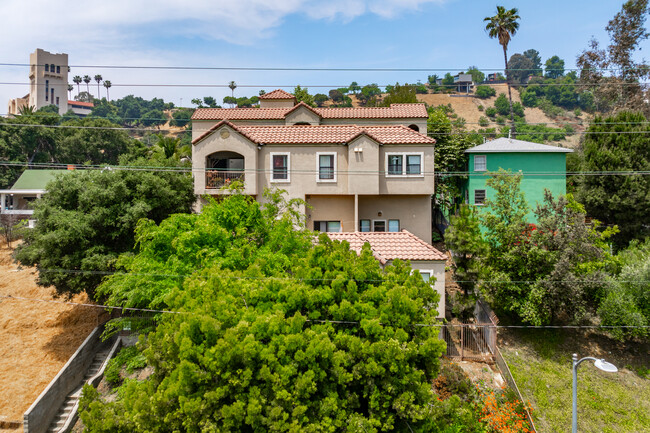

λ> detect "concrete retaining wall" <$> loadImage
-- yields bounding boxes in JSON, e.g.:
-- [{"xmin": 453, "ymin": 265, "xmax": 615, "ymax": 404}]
[{"xmin": 23, "ymin": 324, "xmax": 105, "ymax": 433}]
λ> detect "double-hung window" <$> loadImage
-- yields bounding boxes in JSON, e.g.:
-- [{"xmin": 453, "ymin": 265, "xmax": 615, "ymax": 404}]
[
  {"xmin": 314, "ymin": 221, "xmax": 341, "ymax": 232},
  {"xmin": 474, "ymin": 189, "xmax": 486, "ymax": 205},
  {"xmin": 271, "ymin": 153, "xmax": 290, "ymax": 182},
  {"xmin": 386, "ymin": 152, "xmax": 423, "ymax": 177},
  {"xmin": 474, "ymin": 155, "xmax": 487, "ymax": 172},
  {"xmin": 317, "ymin": 152, "xmax": 336, "ymax": 182}
]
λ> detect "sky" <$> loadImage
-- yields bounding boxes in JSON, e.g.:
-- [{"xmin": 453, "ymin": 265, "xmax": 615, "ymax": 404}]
[{"xmin": 0, "ymin": 0, "xmax": 644, "ymax": 110}]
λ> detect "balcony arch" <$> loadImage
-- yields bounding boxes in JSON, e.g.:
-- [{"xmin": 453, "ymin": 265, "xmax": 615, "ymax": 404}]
[{"xmin": 206, "ymin": 151, "xmax": 245, "ymax": 189}]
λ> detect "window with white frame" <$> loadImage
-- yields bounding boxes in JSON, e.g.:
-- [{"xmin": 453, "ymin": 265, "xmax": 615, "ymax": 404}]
[
  {"xmin": 373, "ymin": 220, "xmax": 386, "ymax": 232},
  {"xmin": 386, "ymin": 152, "xmax": 424, "ymax": 177},
  {"xmin": 419, "ymin": 271, "xmax": 433, "ymax": 283},
  {"xmin": 474, "ymin": 155, "xmax": 487, "ymax": 171},
  {"xmin": 317, "ymin": 152, "xmax": 336, "ymax": 181},
  {"xmin": 271, "ymin": 153, "xmax": 290, "ymax": 182},
  {"xmin": 314, "ymin": 221, "xmax": 341, "ymax": 232},
  {"xmin": 474, "ymin": 189, "xmax": 486, "ymax": 205}
]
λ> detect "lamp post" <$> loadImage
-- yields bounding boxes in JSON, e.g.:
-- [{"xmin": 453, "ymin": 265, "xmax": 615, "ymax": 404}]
[{"xmin": 571, "ymin": 353, "xmax": 617, "ymax": 433}]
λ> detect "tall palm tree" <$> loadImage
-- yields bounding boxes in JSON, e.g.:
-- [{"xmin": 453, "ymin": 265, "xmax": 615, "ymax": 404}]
[
  {"xmin": 68, "ymin": 84, "xmax": 73, "ymax": 100},
  {"xmin": 83, "ymin": 75, "xmax": 91, "ymax": 95},
  {"xmin": 228, "ymin": 81, "xmax": 237, "ymax": 98},
  {"xmin": 94, "ymin": 74, "xmax": 103, "ymax": 99},
  {"xmin": 103, "ymin": 81, "xmax": 112, "ymax": 101},
  {"xmin": 484, "ymin": 6, "xmax": 520, "ymax": 135},
  {"xmin": 73, "ymin": 75, "xmax": 82, "ymax": 94}
]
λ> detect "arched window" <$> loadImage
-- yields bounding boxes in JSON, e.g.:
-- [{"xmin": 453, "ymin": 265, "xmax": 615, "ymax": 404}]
[{"xmin": 408, "ymin": 124, "xmax": 419, "ymax": 132}]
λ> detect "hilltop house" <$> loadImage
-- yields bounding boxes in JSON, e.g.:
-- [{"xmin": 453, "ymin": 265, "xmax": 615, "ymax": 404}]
[
  {"xmin": 463, "ymin": 137, "xmax": 573, "ymax": 222},
  {"xmin": 190, "ymin": 90, "xmax": 436, "ymax": 243}
]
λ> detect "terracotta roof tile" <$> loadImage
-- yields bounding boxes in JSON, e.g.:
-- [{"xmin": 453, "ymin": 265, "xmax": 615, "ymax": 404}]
[
  {"xmin": 259, "ymin": 89, "xmax": 296, "ymax": 99},
  {"xmin": 68, "ymin": 100, "xmax": 94, "ymax": 107},
  {"xmin": 327, "ymin": 230, "xmax": 446, "ymax": 264},
  {"xmin": 191, "ymin": 103, "xmax": 428, "ymax": 120},
  {"xmin": 192, "ymin": 123, "xmax": 435, "ymax": 145}
]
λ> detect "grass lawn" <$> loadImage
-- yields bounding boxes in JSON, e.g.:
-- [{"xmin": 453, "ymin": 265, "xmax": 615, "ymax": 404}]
[{"xmin": 499, "ymin": 329, "xmax": 649, "ymax": 433}]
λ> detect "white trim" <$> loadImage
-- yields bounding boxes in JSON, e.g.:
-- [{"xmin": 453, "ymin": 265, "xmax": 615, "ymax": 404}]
[
  {"xmin": 316, "ymin": 152, "xmax": 337, "ymax": 183},
  {"xmin": 474, "ymin": 155, "xmax": 487, "ymax": 172},
  {"xmin": 418, "ymin": 270, "xmax": 434, "ymax": 284},
  {"xmin": 373, "ymin": 219, "xmax": 387, "ymax": 232},
  {"xmin": 385, "ymin": 152, "xmax": 424, "ymax": 178},
  {"xmin": 270, "ymin": 152, "xmax": 290, "ymax": 183}
]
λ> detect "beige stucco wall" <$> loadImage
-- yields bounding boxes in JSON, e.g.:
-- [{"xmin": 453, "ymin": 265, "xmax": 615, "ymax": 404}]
[
  {"xmin": 379, "ymin": 145, "xmax": 435, "ymax": 195},
  {"xmin": 347, "ymin": 136, "xmax": 380, "ymax": 195},
  {"xmin": 322, "ymin": 117, "xmax": 427, "ymax": 133},
  {"xmin": 358, "ymin": 195, "xmax": 431, "ymax": 242},
  {"xmin": 306, "ymin": 195, "xmax": 355, "ymax": 232},
  {"xmin": 259, "ymin": 99, "xmax": 295, "ymax": 108},
  {"xmin": 285, "ymin": 107, "xmax": 320, "ymax": 125},
  {"xmin": 388, "ymin": 260, "xmax": 445, "ymax": 318},
  {"xmin": 29, "ymin": 49, "xmax": 68, "ymax": 115},
  {"xmin": 192, "ymin": 124, "xmax": 258, "ymax": 196}
]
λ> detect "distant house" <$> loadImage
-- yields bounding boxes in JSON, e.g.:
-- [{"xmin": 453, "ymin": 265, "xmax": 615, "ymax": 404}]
[
  {"xmin": 327, "ymin": 230, "xmax": 446, "ymax": 318},
  {"xmin": 67, "ymin": 100, "xmax": 94, "ymax": 117},
  {"xmin": 453, "ymin": 73, "xmax": 474, "ymax": 93},
  {"xmin": 0, "ymin": 169, "xmax": 70, "ymax": 227},
  {"xmin": 463, "ymin": 138, "xmax": 573, "ymax": 221}
]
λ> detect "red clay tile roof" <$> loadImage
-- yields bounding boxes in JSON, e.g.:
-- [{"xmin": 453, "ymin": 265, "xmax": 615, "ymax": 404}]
[
  {"xmin": 327, "ymin": 230, "xmax": 446, "ymax": 264},
  {"xmin": 68, "ymin": 100, "xmax": 94, "ymax": 107},
  {"xmin": 191, "ymin": 103, "xmax": 428, "ymax": 120},
  {"xmin": 192, "ymin": 123, "xmax": 435, "ymax": 145},
  {"xmin": 259, "ymin": 89, "xmax": 296, "ymax": 100}
]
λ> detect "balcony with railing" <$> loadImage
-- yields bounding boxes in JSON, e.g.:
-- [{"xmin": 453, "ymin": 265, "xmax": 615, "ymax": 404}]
[{"xmin": 205, "ymin": 170, "xmax": 245, "ymax": 189}]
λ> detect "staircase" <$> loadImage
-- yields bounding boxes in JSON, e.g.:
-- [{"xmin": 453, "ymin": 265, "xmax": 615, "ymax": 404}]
[{"xmin": 46, "ymin": 346, "xmax": 113, "ymax": 433}]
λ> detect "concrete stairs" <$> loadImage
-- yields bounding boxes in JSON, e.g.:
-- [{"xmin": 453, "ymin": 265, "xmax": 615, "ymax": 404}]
[{"xmin": 46, "ymin": 347, "xmax": 113, "ymax": 433}]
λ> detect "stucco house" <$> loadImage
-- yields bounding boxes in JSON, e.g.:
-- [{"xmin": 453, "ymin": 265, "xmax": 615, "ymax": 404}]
[
  {"xmin": 190, "ymin": 90, "xmax": 436, "ymax": 243},
  {"xmin": 463, "ymin": 137, "xmax": 573, "ymax": 221},
  {"xmin": 327, "ymin": 230, "xmax": 446, "ymax": 318}
]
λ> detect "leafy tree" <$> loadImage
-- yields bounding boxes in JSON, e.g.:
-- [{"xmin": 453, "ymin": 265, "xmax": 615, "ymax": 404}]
[
  {"xmin": 441, "ymin": 73, "xmax": 454, "ymax": 86},
  {"xmin": 236, "ymin": 97, "xmax": 254, "ymax": 107},
  {"xmin": 293, "ymin": 85, "xmax": 315, "ymax": 107},
  {"xmin": 89, "ymin": 100, "xmax": 123, "ymax": 124},
  {"xmin": 152, "ymin": 134, "xmax": 189, "ymax": 160},
  {"xmin": 577, "ymin": 0, "xmax": 650, "ymax": 114},
  {"xmin": 484, "ymin": 6, "xmax": 521, "ymax": 134},
  {"xmin": 171, "ymin": 109, "xmax": 193, "ymax": 127},
  {"xmin": 80, "ymin": 191, "xmax": 445, "ymax": 432},
  {"xmin": 314, "ymin": 93, "xmax": 328, "ymax": 107},
  {"xmin": 75, "ymin": 91, "xmax": 93, "ymax": 103},
  {"xmin": 202, "ymin": 96, "xmax": 219, "ymax": 108},
  {"xmin": 519, "ymin": 88, "xmax": 538, "ymax": 107},
  {"xmin": 57, "ymin": 117, "xmax": 139, "ymax": 164},
  {"xmin": 544, "ymin": 55, "xmax": 565, "ymax": 79},
  {"xmin": 191, "ymin": 98, "xmax": 204, "ymax": 108},
  {"xmin": 414, "ymin": 81, "xmax": 428, "ymax": 94},
  {"xmin": 493, "ymin": 93, "xmax": 510, "ymax": 116},
  {"xmin": 523, "ymin": 49, "xmax": 543, "ymax": 75},
  {"xmin": 445, "ymin": 204, "xmax": 487, "ymax": 294},
  {"xmin": 465, "ymin": 66, "xmax": 485, "ymax": 83},
  {"xmin": 475, "ymin": 85, "xmax": 496, "ymax": 99},
  {"xmin": 140, "ymin": 109, "xmax": 166, "ymax": 127},
  {"xmin": 222, "ymin": 96, "xmax": 237, "ymax": 107},
  {"xmin": 328, "ymin": 89, "xmax": 343, "ymax": 102},
  {"xmin": 507, "ymin": 53, "xmax": 535, "ymax": 84},
  {"xmin": 14, "ymin": 157, "xmax": 195, "ymax": 299},
  {"xmin": 348, "ymin": 81, "xmax": 361, "ymax": 94},
  {"xmin": 357, "ymin": 84, "xmax": 382, "ymax": 106},
  {"xmin": 575, "ymin": 111, "xmax": 650, "ymax": 248},
  {"xmin": 379, "ymin": 83, "xmax": 417, "ymax": 106}
]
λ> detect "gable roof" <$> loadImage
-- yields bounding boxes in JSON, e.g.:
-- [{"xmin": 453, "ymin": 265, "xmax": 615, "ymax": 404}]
[
  {"xmin": 9, "ymin": 169, "xmax": 70, "ymax": 191},
  {"xmin": 327, "ymin": 230, "xmax": 446, "ymax": 265},
  {"xmin": 259, "ymin": 89, "xmax": 296, "ymax": 100},
  {"xmin": 191, "ymin": 103, "xmax": 428, "ymax": 121},
  {"xmin": 465, "ymin": 138, "xmax": 573, "ymax": 153},
  {"xmin": 192, "ymin": 122, "xmax": 435, "ymax": 145}
]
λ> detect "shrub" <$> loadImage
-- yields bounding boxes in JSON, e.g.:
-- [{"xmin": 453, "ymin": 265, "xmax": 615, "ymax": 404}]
[
  {"xmin": 496, "ymin": 116, "xmax": 507, "ymax": 125},
  {"xmin": 485, "ymin": 107, "xmax": 497, "ymax": 117},
  {"xmin": 520, "ymin": 89, "xmax": 538, "ymax": 107},
  {"xmin": 574, "ymin": 108, "xmax": 582, "ymax": 117},
  {"xmin": 478, "ymin": 104, "xmax": 484, "ymax": 111},
  {"xmin": 475, "ymin": 85, "xmax": 497, "ymax": 99},
  {"xmin": 479, "ymin": 116, "xmax": 490, "ymax": 127},
  {"xmin": 512, "ymin": 102, "xmax": 525, "ymax": 117},
  {"xmin": 104, "ymin": 346, "xmax": 146, "ymax": 386},
  {"xmin": 494, "ymin": 94, "xmax": 510, "ymax": 115}
]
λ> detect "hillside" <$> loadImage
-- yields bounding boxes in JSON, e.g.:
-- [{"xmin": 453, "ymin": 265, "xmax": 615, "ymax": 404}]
[{"xmin": 0, "ymin": 243, "xmax": 99, "ymax": 432}]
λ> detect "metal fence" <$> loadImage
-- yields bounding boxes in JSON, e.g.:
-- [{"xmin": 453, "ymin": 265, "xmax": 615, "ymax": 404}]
[{"xmin": 438, "ymin": 324, "xmax": 494, "ymax": 362}]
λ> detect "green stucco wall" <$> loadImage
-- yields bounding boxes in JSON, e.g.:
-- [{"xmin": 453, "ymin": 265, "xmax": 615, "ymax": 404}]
[{"xmin": 465, "ymin": 152, "xmax": 568, "ymax": 222}]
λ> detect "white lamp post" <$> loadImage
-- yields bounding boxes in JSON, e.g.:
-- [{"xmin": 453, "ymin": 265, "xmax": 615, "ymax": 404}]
[{"xmin": 572, "ymin": 353, "xmax": 618, "ymax": 433}]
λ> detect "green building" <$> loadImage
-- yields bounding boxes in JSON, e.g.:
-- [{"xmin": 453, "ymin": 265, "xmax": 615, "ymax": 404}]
[{"xmin": 463, "ymin": 138, "xmax": 572, "ymax": 222}]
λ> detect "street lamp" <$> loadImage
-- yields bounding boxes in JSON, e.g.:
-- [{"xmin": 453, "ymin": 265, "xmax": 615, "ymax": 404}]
[{"xmin": 572, "ymin": 353, "xmax": 618, "ymax": 433}]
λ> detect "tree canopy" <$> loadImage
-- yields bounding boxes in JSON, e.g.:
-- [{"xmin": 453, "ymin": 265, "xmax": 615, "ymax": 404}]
[{"xmin": 80, "ymin": 190, "xmax": 445, "ymax": 432}]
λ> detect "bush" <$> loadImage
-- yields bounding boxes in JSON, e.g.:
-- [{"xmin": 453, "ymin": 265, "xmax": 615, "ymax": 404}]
[
  {"xmin": 104, "ymin": 346, "xmax": 146, "ymax": 385},
  {"xmin": 512, "ymin": 102, "xmax": 525, "ymax": 118},
  {"xmin": 478, "ymin": 104, "xmax": 484, "ymax": 111},
  {"xmin": 479, "ymin": 116, "xmax": 490, "ymax": 127},
  {"xmin": 475, "ymin": 85, "xmax": 497, "ymax": 99},
  {"xmin": 574, "ymin": 108, "xmax": 582, "ymax": 117},
  {"xmin": 537, "ymin": 97, "xmax": 564, "ymax": 118},
  {"xmin": 496, "ymin": 116, "xmax": 507, "ymax": 125},
  {"xmin": 494, "ymin": 93, "xmax": 510, "ymax": 116},
  {"xmin": 170, "ymin": 109, "xmax": 193, "ymax": 127},
  {"xmin": 485, "ymin": 107, "xmax": 497, "ymax": 117},
  {"xmin": 521, "ymin": 89, "xmax": 538, "ymax": 107}
]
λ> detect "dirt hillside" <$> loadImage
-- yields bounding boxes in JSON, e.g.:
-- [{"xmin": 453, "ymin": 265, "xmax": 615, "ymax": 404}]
[{"xmin": 0, "ymin": 242, "xmax": 99, "ymax": 432}]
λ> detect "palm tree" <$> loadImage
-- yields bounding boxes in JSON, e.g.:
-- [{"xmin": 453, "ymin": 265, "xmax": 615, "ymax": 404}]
[
  {"xmin": 484, "ymin": 6, "xmax": 520, "ymax": 135},
  {"xmin": 103, "ymin": 81, "xmax": 112, "ymax": 101},
  {"xmin": 228, "ymin": 81, "xmax": 237, "ymax": 98},
  {"xmin": 83, "ymin": 75, "xmax": 91, "ymax": 95},
  {"xmin": 67, "ymin": 84, "xmax": 73, "ymax": 100},
  {"xmin": 73, "ymin": 75, "xmax": 82, "ymax": 94},
  {"xmin": 94, "ymin": 75, "xmax": 103, "ymax": 99}
]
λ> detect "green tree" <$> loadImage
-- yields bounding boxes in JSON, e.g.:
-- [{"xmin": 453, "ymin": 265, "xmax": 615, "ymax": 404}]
[
  {"xmin": 293, "ymin": 85, "xmax": 315, "ymax": 107},
  {"xmin": 445, "ymin": 204, "xmax": 487, "ymax": 294},
  {"xmin": 94, "ymin": 74, "xmax": 103, "ymax": 99},
  {"xmin": 328, "ymin": 89, "xmax": 343, "ymax": 102},
  {"xmin": 544, "ymin": 55, "xmax": 565, "ymax": 79},
  {"xmin": 80, "ymin": 191, "xmax": 445, "ymax": 432},
  {"xmin": 441, "ymin": 73, "xmax": 454, "ymax": 86},
  {"xmin": 348, "ymin": 81, "xmax": 360, "ymax": 94},
  {"xmin": 475, "ymin": 85, "xmax": 496, "ymax": 99},
  {"xmin": 103, "ymin": 80, "xmax": 112, "ymax": 101},
  {"xmin": 523, "ymin": 49, "xmax": 543, "ymax": 75},
  {"xmin": 314, "ymin": 93, "xmax": 328, "ymax": 107},
  {"xmin": 379, "ymin": 83, "xmax": 417, "ymax": 106},
  {"xmin": 83, "ymin": 75, "xmax": 92, "ymax": 95},
  {"xmin": 484, "ymin": 6, "xmax": 521, "ymax": 135},
  {"xmin": 493, "ymin": 93, "xmax": 510, "ymax": 116},
  {"xmin": 140, "ymin": 109, "xmax": 166, "ymax": 127},
  {"xmin": 170, "ymin": 109, "xmax": 193, "ymax": 127},
  {"xmin": 222, "ymin": 96, "xmax": 237, "ymax": 107},
  {"xmin": 228, "ymin": 80, "xmax": 237, "ymax": 98},
  {"xmin": 152, "ymin": 134, "xmax": 189, "ymax": 160},
  {"xmin": 576, "ymin": 111, "xmax": 650, "ymax": 248},
  {"xmin": 14, "ymin": 157, "xmax": 195, "ymax": 299},
  {"xmin": 465, "ymin": 66, "xmax": 485, "ymax": 83},
  {"xmin": 57, "ymin": 117, "xmax": 138, "ymax": 164},
  {"xmin": 202, "ymin": 96, "xmax": 219, "ymax": 108},
  {"xmin": 507, "ymin": 53, "xmax": 534, "ymax": 84},
  {"xmin": 73, "ymin": 75, "xmax": 82, "ymax": 95},
  {"xmin": 357, "ymin": 84, "xmax": 382, "ymax": 106}
]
